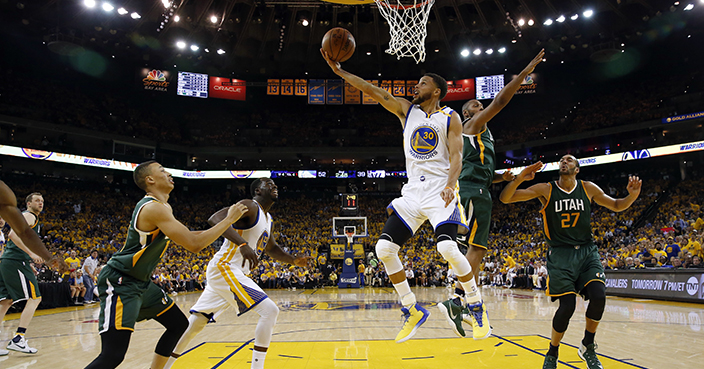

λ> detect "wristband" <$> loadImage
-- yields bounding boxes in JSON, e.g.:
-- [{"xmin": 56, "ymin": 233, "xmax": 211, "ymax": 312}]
[{"xmin": 444, "ymin": 186, "xmax": 453, "ymax": 191}]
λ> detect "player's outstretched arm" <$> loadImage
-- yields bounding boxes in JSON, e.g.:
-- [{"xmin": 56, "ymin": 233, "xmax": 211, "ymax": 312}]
[
  {"xmin": 466, "ymin": 49, "xmax": 544, "ymax": 133},
  {"xmin": 265, "ymin": 230, "xmax": 312, "ymax": 267},
  {"xmin": 586, "ymin": 176, "xmax": 642, "ymax": 212},
  {"xmin": 321, "ymin": 49, "xmax": 411, "ymax": 122},
  {"xmin": 499, "ymin": 162, "xmax": 547, "ymax": 203},
  {"xmin": 492, "ymin": 170, "xmax": 516, "ymax": 183},
  {"xmin": 142, "ymin": 201, "xmax": 248, "ymax": 253},
  {"xmin": 208, "ymin": 202, "xmax": 259, "ymax": 269}
]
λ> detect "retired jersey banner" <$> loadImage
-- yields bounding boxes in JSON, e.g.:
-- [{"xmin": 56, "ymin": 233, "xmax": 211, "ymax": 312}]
[
  {"xmin": 362, "ymin": 80, "xmax": 379, "ymax": 105},
  {"xmin": 295, "ymin": 79, "xmax": 308, "ymax": 96},
  {"xmin": 281, "ymin": 79, "xmax": 294, "ymax": 96},
  {"xmin": 406, "ymin": 80, "xmax": 417, "ymax": 96},
  {"xmin": 393, "ymin": 80, "xmax": 406, "ymax": 96},
  {"xmin": 442, "ymin": 79, "xmax": 476, "ymax": 102},
  {"xmin": 512, "ymin": 73, "xmax": 539, "ymax": 95},
  {"xmin": 326, "ymin": 79, "xmax": 344, "ymax": 105},
  {"xmin": 267, "ymin": 79, "xmax": 280, "ymax": 95},
  {"xmin": 208, "ymin": 77, "xmax": 246, "ymax": 101},
  {"xmin": 308, "ymin": 79, "xmax": 325, "ymax": 105},
  {"xmin": 138, "ymin": 68, "xmax": 171, "ymax": 92},
  {"xmin": 380, "ymin": 80, "xmax": 393, "ymax": 95},
  {"xmin": 344, "ymin": 83, "xmax": 361, "ymax": 104}
]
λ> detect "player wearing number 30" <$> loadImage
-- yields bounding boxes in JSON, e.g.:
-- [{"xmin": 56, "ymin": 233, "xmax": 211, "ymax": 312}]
[
  {"xmin": 166, "ymin": 178, "xmax": 311, "ymax": 369},
  {"xmin": 499, "ymin": 155, "xmax": 642, "ymax": 369}
]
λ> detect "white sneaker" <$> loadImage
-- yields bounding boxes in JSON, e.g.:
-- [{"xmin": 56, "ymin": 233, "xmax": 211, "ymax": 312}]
[{"xmin": 7, "ymin": 335, "xmax": 38, "ymax": 354}]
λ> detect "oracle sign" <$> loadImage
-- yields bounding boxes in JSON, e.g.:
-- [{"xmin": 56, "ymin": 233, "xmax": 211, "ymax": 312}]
[
  {"xmin": 209, "ymin": 77, "xmax": 246, "ymax": 100},
  {"xmin": 442, "ymin": 79, "xmax": 476, "ymax": 102}
]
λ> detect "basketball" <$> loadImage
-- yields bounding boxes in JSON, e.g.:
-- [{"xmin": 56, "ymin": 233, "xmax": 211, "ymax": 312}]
[{"xmin": 322, "ymin": 27, "xmax": 356, "ymax": 62}]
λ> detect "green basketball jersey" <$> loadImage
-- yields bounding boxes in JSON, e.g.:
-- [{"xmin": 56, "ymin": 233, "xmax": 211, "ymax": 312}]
[
  {"xmin": 0, "ymin": 211, "xmax": 39, "ymax": 261},
  {"xmin": 107, "ymin": 196, "xmax": 169, "ymax": 281},
  {"xmin": 459, "ymin": 126, "xmax": 496, "ymax": 189},
  {"xmin": 540, "ymin": 180, "xmax": 593, "ymax": 247}
]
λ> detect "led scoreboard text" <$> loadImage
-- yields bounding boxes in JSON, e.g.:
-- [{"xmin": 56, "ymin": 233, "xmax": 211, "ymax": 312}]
[
  {"xmin": 476, "ymin": 74, "xmax": 505, "ymax": 100},
  {"xmin": 342, "ymin": 194, "xmax": 358, "ymax": 209},
  {"xmin": 177, "ymin": 72, "xmax": 209, "ymax": 98}
]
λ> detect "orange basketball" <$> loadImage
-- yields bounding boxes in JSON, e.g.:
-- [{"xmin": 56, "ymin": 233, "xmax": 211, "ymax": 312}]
[{"xmin": 322, "ymin": 27, "xmax": 356, "ymax": 62}]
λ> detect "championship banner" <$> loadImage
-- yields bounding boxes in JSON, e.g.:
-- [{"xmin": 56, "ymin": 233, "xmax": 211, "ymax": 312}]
[
  {"xmin": 326, "ymin": 79, "xmax": 344, "ymax": 105},
  {"xmin": 662, "ymin": 111, "xmax": 704, "ymax": 124},
  {"xmin": 344, "ymin": 82, "xmax": 361, "ymax": 104},
  {"xmin": 406, "ymin": 80, "xmax": 417, "ymax": 96},
  {"xmin": 308, "ymin": 79, "xmax": 325, "ymax": 105},
  {"xmin": 380, "ymin": 80, "xmax": 393, "ymax": 95},
  {"xmin": 138, "ymin": 68, "xmax": 171, "ymax": 92},
  {"xmin": 442, "ymin": 79, "xmax": 476, "ymax": 102},
  {"xmin": 362, "ymin": 80, "xmax": 378, "ymax": 105},
  {"xmin": 208, "ymin": 77, "xmax": 246, "ymax": 101},
  {"xmin": 281, "ymin": 79, "xmax": 294, "ymax": 96},
  {"xmin": 605, "ymin": 270, "xmax": 704, "ymax": 303},
  {"xmin": 392, "ymin": 80, "xmax": 406, "ymax": 96},
  {"xmin": 267, "ymin": 79, "xmax": 280, "ymax": 95},
  {"xmin": 330, "ymin": 243, "xmax": 345, "ymax": 259},
  {"xmin": 295, "ymin": 79, "xmax": 308, "ymax": 96},
  {"xmin": 512, "ymin": 73, "xmax": 539, "ymax": 95}
]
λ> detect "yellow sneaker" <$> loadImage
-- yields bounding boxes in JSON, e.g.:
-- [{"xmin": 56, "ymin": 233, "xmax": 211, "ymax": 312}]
[
  {"xmin": 395, "ymin": 303, "xmax": 430, "ymax": 343},
  {"xmin": 468, "ymin": 301, "xmax": 492, "ymax": 340}
]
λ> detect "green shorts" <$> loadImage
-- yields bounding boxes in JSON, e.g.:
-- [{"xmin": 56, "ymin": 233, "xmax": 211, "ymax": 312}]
[
  {"xmin": 457, "ymin": 182, "xmax": 492, "ymax": 250},
  {"xmin": 97, "ymin": 265, "xmax": 174, "ymax": 333},
  {"xmin": 546, "ymin": 244, "xmax": 605, "ymax": 300},
  {"xmin": 0, "ymin": 258, "xmax": 41, "ymax": 302}
]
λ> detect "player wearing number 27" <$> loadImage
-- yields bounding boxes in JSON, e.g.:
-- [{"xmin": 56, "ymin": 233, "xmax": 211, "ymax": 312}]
[
  {"xmin": 321, "ymin": 49, "xmax": 491, "ymax": 343},
  {"xmin": 499, "ymin": 155, "xmax": 641, "ymax": 369}
]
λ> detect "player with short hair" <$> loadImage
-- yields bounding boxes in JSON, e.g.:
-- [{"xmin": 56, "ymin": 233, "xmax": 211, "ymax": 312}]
[
  {"xmin": 166, "ymin": 178, "xmax": 310, "ymax": 369},
  {"xmin": 499, "ymin": 155, "xmax": 641, "ymax": 369},
  {"xmin": 84, "ymin": 161, "xmax": 248, "ymax": 369},
  {"xmin": 321, "ymin": 49, "xmax": 491, "ymax": 342},
  {"xmin": 438, "ymin": 49, "xmax": 545, "ymax": 337}
]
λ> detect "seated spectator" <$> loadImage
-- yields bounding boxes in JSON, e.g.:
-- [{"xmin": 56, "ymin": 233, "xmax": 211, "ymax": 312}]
[{"xmin": 689, "ymin": 256, "xmax": 703, "ymax": 268}]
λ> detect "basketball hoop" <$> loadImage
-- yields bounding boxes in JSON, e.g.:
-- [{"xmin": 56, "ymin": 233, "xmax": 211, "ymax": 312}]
[
  {"xmin": 374, "ymin": 0, "xmax": 435, "ymax": 63},
  {"xmin": 344, "ymin": 226, "xmax": 356, "ymax": 245}
]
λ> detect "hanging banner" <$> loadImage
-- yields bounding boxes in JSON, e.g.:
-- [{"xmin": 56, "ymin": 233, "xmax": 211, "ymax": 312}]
[
  {"xmin": 362, "ymin": 80, "xmax": 379, "ymax": 105},
  {"xmin": 393, "ymin": 80, "xmax": 406, "ymax": 96},
  {"xmin": 295, "ymin": 79, "xmax": 308, "ymax": 96},
  {"xmin": 138, "ymin": 68, "xmax": 172, "ymax": 92},
  {"xmin": 281, "ymin": 79, "xmax": 294, "ymax": 96},
  {"xmin": 208, "ymin": 77, "xmax": 246, "ymax": 101},
  {"xmin": 406, "ymin": 80, "xmax": 417, "ymax": 96},
  {"xmin": 267, "ymin": 79, "xmax": 280, "ymax": 95},
  {"xmin": 380, "ymin": 80, "xmax": 393, "ymax": 95},
  {"xmin": 308, "ymin": 79, "xmax": 325, "ymax": 105},
  {"xmin": 326, "ymin": 79, "xmax": 344, "ymax": 105},
  {"xmin": 512, "ymin": 73, "xmax": 539, "ymax": 95},
  {"xmin": 442, "ymin": 79, "xmax": 476, "ymax": 102},
  {"xmin": 344, "ymin": 82, "xmax": 361, "ymax": 104}
]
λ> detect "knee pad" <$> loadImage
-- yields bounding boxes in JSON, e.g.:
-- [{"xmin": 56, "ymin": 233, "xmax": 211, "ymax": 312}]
[
  {"xmin": 434, "ymin": 223, "xmax": 458, "ymax": 242},
  {"xmin": 585, "ymin": 283, "xmax": 606, "ymax": 321},
  {"xmin": 375, "ymin": 239, "xmax": 402, "ymax": 274},
  {"xmin": 552, "ymin": 295, "xmax": 576, "ymax": 333},
  {"xmin": 254, "ymin": 298, "xmax": 280, "ymax": 320},
  {"xmin": 437, "ymin": 240, "xmax": 471, "ymax": 277}
]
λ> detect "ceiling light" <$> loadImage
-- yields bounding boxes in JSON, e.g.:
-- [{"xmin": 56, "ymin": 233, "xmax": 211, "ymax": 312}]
[
  {"xmin": 162, "ymin": 0, "xmax": 171, "ymax": 8},
  {"xmin": 498, "ymin": 47, "xmax": 506, "ymax": 53},
  {"xmin": 130, "ymin": 12, "xmax": 141, "ymax": 19},
  {"xmin": 117, "ymin": 7, "xmax": 128, "ymax": 15},
  {"xmin": 571, "ymin": 14, "xmax": 579, "ymax": 20},
  {"xmin": 174, "ymin": 15, "xmax": 180, "ymax": 22},
  {"xmin": 527, "ymin": 19, "xmax": 534, "ymax": 26},
  {"xmin": 176, "ymin": 41, "xmax": 186, "ymax": 49},
  {"xmin": 684, "ymin": 3, "xmax": 694, "ymax": 10},
  {"xmin": 210, "ymin": 15, "xmax": 218, "ymax": 23},
  {"xmin": 366, "ymin": 51, "xmax": 371, "ymax": 55},
  {"xmin": 460, "ymin": 49, "xmax": 470, "ymax": 57},
  {"xmin": 434, "ymin": 49, "xmax": 440, "ymax": 53},
  {"xmin": 217, "ymin": 49, "xmax": 226, "ymax": 54},
  {"xmin": 583, "ymin": 9, "xmax": 594, "ymax": 18},
  {"xmin": 518, "ymin": 19, "xmax": 525, "ymax": 26},
  {"xmin": 485, "ymin": 48, "xmax": 493, "ymax": 54},
  {"xmin": 556, "ymin": 15, "xmax": 565, "ymax": 22},
  {"xmin": 204, "ymin": 48, "xmax": 209, "ymax": 53},
  {"xmin": 511, "ymin": 39, "xmax": 517, "ymax": 43},
  {"xmin": 301, "ymin": 19, "xmax": 309, "ymax": 26},
  {"xmin": 190, "ymin": 44, "xmax": 199, "ymax": 51},
  {"xmin": 84, "ymin": 0, "xmax": 96, "ymax": 8},
  {"xmin": 473, "ymin": 48, "xmax": 481, "ymax": 55},
  {"xmin": 544, "ymin": 19, "xmax": 553, "ymax": 25},
  {"xmin": 102, "ymin": 3, "xmax": 114, "ymax": 12}
]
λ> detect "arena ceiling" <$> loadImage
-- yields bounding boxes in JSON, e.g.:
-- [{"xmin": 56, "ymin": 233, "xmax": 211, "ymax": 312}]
[{"xmin": 1, "ymin": 0, "xmax": 701, "ymax": 78}]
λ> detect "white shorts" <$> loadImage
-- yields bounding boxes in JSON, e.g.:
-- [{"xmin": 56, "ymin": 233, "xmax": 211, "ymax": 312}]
[
  {"xmin": 388, "ymin": 177, "xmax": 468, "ymax": 234},
  {"xmin": 190, "ymin": 261, "xmax": 268, "ymax": 321}
]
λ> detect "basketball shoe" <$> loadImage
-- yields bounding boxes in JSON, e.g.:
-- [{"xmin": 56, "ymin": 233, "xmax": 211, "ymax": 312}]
[
  {"xmin": 578, "ymin": 342, "xmax": 604, "ymax": 369},
  {"xmin": 395, "ymin": 303, "xmax": 430, "ymax": 343},
  {"xmin": 467, "ymin": 301, "xmax": 492, "ymax": 340},
  {"xmin": 7, "ymin": 335, "xmax": 38, "ymax": 354},
  {"xmin": 437, "ymin": 300, "xmax": 465, "ymax": 337},
  {"xmin": 542, "ymin": 354, "xmax": 558, "ymax": 369}
]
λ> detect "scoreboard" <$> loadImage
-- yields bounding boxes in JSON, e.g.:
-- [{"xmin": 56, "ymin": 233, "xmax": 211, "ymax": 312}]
[
  {"xmin": 475, "ymin": 74, "xmax": 505, "ymax": 100},
  {"xmin": 177, "ymin": 71, "xmax": 209, "ymax": 98},
  {"xmin": 342, "ymin": 194, "xmax": 358, "ymax": 210}
]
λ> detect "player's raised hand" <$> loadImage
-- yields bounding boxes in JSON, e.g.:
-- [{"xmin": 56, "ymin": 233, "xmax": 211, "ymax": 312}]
[
  {"xmin": 320, "ymin": 49, "xmax": 341, "ymax": 73},
  {"xmin": 226, "ymin": 202, "xmax": 248, "ymax": 224},
  {"xmin": 48, "ymin": 255, "xmax": 70, "ymax": 274},
  {"xmin": 239, "ymin": 243, "xmax": 259, "ymax": 269},
  {"xmin": 502, "ymin": 170, "xmax": 516, "ymax": 182},
  {"xmin": 440, "ymin": 186, "xmax": 455, "ymax": 208},
  {"xmin": 523, "ymin": 49, "xmax": 545, "ymax": 74},
  {"xmin": 517, "ymin": 161, "xmax": 544, "ymax": 182},
  {"xmin": 293, "ymin": 256, "xmax": 313, "ymax": 268},
  {"xmin": 626, "ymin": 175, "xmax": 642, "ymax": 197}
]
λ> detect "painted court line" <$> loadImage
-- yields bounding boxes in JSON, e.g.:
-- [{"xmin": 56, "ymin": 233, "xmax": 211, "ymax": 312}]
[
  {"xmin": 461, "ymin": 349, "xmax": 482, "ymax": 355},
  {"xmin": 492, "ymin": 334, "xmax": 580, "ymax": 369},
  {"xmin": 402, "ymin": 356, "xmax": 434, "ymax": 360},
  {"xmin": 537, "ymin": 334, "xmax": 650, "ymax": 369},
  {"xmin": 210, "ymin": 338, "xmax": 254, "ymax": 369}
]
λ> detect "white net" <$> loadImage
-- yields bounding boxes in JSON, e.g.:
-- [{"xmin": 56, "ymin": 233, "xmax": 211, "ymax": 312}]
[{"xmin": 374, "ymin": 0, "xmax": 435, "ymax": 63}]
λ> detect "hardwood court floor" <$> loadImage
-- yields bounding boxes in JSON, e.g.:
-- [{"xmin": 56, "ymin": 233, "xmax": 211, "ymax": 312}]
[{"xmin": 1, "ymin": 286, "xmax": 702, "ymax": 368}]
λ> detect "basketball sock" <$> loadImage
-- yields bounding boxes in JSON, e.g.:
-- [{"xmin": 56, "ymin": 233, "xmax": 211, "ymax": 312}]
[
  {"xmin": 251, "ymin": 349, "xmax": 267, "ymax": 369},
  {"xmin": 393, "ymin": 281, "xmax": 415, "ymax": 307},
  {"xmin": 452, "ymin": 287, "xmax": 465, "ymax": 305},
  {"xmin": 16, "ymin": 327, "xmax": 26, "ymax": 335},
  {"xmin": 459, "ymin": 278, "xmax": 481, "ymax": 305},
  {"xmin": 547, "ymin": 343, "xmax": 559, "ymax": 358},
  {"xmin": 582, "ymin": 330, "xmax": 595, "ymax": 346}
]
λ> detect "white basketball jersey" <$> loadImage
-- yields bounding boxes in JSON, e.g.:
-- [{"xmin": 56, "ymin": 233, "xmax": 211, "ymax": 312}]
[
  {"xmin": 210, "ymin": 202, "xmax": 272, "ymax": 275},
  {"xmin": 403, "ymin": 105, "xmax": 454, "ymax": 180}
]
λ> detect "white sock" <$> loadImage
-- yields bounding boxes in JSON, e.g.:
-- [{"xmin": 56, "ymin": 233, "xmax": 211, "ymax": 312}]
[
  {"xmin": 252, "ymin": 350, "xmax": 267, "ymax": 369},
  {"xmin": 393, "ymin": 280, "xmax": 415, "ymax": 307},
  {"xmin": 459, "ymin": 278, "xmax": 482, "ymax": 305}
]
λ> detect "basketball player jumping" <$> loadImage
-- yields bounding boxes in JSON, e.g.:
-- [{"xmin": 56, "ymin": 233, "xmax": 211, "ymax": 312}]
[
  {"xmin": 166, "ymin": 178, "xmax": 310, "ymax": 369},
  {"xmin": 438, "ymin": 49, "xmax": 545, "ymax": 337},
  {"xmin": 85, "ymin": 161, "xmax": 248, "ymax": 369},
  {"xmin": 322, "ymin": 49, "xmax": 491, "ymax": 342},
  {"xmin": 500, "ymin": 156, "xmax": 641, "ymax": 369}
]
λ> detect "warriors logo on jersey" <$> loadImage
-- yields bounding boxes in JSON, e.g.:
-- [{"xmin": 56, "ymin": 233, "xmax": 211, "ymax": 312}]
[{"xmin": 410, "ymin": 126, "xmax": 439, "ymax": 158}]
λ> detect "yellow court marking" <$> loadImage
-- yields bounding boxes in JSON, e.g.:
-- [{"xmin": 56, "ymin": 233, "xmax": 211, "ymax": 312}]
[
  {"xmin": 301, "ymin": 287, "xmax": 396, "ymax": 295},
  {"xmin": 172, "ymin": 336, "xmax": 648, "ymax": 369}
]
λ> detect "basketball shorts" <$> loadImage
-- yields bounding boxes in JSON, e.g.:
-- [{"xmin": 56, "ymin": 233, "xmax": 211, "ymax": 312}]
[
  {"xmin": 97, "ymin": 265, "xmax": 174, "ymax": 333},
  {"xmin": 457, "ymin": 182, "xmax": 492, "ymax": 250},
  {"xmin": 546, "ymin": 244, "xmax": 606, "ymax": 301},
  {"xmin": 0, "ymin": 259, "xmax": 41, "ymax": 302},
  {"xmin": 190, "ymin": 261, "xmax": 269, "ymax": 321},
  {"xmin": 388, "ymin": 177, "xmax": 468, "ymax": 234}
]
